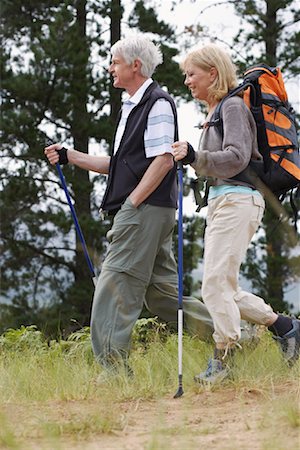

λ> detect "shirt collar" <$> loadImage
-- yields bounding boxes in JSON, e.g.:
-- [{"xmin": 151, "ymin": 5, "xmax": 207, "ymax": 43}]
[{"xmin": 123, "ymin": 78, "xmax": 153, "ymax": 106}]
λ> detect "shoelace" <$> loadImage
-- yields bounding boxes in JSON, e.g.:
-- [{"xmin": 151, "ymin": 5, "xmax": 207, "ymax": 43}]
[{"xmin": 222, "ymin": 341, "xmax": 242, "ymax": 360}]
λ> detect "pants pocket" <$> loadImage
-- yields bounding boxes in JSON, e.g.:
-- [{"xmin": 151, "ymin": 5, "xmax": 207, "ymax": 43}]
[
  {"xmin": 104, "ymin": 200, "xmax": 141, "ymax": 270},
  {"xmin": 252, "ymin": 194, "xmax": 265, "ymax": 223}
]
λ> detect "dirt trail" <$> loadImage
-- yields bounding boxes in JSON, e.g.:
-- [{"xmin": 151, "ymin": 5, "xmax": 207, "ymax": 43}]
[{"xmin": 3, "ymin": 384, "xmax": 300, "ymax": 450}]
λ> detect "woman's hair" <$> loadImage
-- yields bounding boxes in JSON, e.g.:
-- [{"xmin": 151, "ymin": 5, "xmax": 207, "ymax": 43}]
[
  {"xmin": 111, "ymin": 35, "xmax": 163, "ymax": 78},
  {"xmin": 181, "ymin": 44, "xmax": 239, "ymax": 102}
]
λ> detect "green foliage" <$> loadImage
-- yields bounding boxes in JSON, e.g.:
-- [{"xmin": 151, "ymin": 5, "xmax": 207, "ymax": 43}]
[
  {"xmin": 0, "ymin": 325, "xmax": 46, "ymax": 352},
  {"xmin": 128, "ymin": 0, "xmax": 175, "ymax": 39},
  {"xmin": 0, "ymin": 320, "xmax": 170, "ymax": 356},
  {"xmin": 131, "ymin": 316, "xmax": 170, "ymax": 349},
  {"xmin": 173, "ymin": 214, "xmax": 205, "ymax": 296},
  {"xmin": 127, "ymin": 1, "xmax": 189, "ymax": 99},
  {"xmin": 1, "ymin": 0, "xmax": 299, "ymax": 333},
  {"xmin": 0, "ymin": 1, "xmax": 177, "ymax": 333},
  {"xmin": 232, "ymin": 0, "xmax": 300, "ymax": 72},
  {"xmin": 1, "ymin": 0, "xmax": 107, "ymax": 329},
  {"xmin": 188, "ymin": 0, "xmax": 300, "ymax": 312},
  {"xmin": 240, "ymin": 197, "xmax": 299, "ymax": 312},
  {"xmin": 0, "ymin": 0, "xmax": 195, "ymax": 333},
  {"xmin": 232, "ymin": 0, "xmax": 300, "ymax": 312}
]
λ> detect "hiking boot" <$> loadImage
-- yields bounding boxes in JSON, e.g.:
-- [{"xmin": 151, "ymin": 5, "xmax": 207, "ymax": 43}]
[
  {"xmin": 194, "ymin": 358, "xmax": 230, "ymax": 384},
  {"xmin": 273, "ymin": 318, "xmax": 300, "ymax": 367},
  {"xmin": 240, "ymin": 322, "xmax": 260, "ymax": 348},
  {"xmin": 96, "ymin": 364, "xmax": 134, "ymax": 385},
  {"xmin": 96, "ymin": 369, "xmax": 120, "ymax": 385}
]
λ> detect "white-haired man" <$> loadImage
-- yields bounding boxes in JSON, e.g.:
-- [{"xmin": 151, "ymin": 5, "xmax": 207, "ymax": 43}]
[{"xmin": 45, "ymin": 35, "xmax": 213, "ymax": 371}]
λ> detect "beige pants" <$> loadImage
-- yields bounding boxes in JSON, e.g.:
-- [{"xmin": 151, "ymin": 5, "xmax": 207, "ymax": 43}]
[{"xmin": 202, "ymin": 193, "xmax": 274, "ymax": 347}]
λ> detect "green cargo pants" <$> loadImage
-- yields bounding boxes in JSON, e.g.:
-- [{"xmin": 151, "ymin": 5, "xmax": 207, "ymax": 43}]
[{"xmin": 90, "ymin": 198, "xmax": 213, "ymax": 366}]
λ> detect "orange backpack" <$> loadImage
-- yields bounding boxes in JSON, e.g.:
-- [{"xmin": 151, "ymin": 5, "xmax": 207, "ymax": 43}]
[{"xmin": 211, "ymin": 64, "xmax": 300, "ymax": 195}]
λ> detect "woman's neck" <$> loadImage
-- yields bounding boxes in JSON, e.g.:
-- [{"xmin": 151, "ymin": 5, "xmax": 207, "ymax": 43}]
[{"xmin": 207, "ymin": 100, "xmax": 219, "ymax": 112}]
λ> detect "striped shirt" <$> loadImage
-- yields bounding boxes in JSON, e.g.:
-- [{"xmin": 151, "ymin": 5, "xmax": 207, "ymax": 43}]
[{"xmin": 113, "ymin": 78, "xmax": 175, "ymax": 158}]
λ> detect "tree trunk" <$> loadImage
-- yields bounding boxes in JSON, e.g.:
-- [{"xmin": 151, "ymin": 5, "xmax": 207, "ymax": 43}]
[
  {"xmin": 264, "ymin": 0, "xmax": 279, "ymax": 66},
  {"xmin": 262, "ymin": 0, "xmax": 286, "ymax": 311},
  {"xmin": 108, "ymin": 0, "xmax": 122, "ymax": 151},
  {"xmin": 69, "ymin": 0, "xmax": 94, "ymax": 322}
]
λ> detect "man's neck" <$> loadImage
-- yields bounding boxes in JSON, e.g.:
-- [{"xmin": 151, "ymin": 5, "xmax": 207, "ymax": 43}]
[{"xmin": 126, "ymin": 77, "xmax": 149, "ymax": 97}]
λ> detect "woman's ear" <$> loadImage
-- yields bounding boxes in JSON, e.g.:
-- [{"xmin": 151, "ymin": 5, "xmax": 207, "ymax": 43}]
[{"xmin": 210, "ymin": 67, "xmax": 218, "ymax": 81}]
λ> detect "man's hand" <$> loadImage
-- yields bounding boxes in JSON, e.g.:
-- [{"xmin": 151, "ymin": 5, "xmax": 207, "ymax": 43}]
[
  {"xmin": 44, "ymin": 143, "xmax": 64, "ymax": 165},
  {"xmin": 45, "ymin": 143, "xmax": 110, "ymax": 174},
  {"xmin": 129, "ymin": 153, "xmax": 174, "ymax": 207}
]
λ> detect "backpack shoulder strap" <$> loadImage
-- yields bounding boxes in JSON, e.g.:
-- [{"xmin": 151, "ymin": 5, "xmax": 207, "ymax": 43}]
[
  {"xmin": 205, "ymin": 81, "xmax": 259, "ymax": 188},
  {"xmin": 211, "ymin": 81, "xmax": 254, "ymax": 138}
]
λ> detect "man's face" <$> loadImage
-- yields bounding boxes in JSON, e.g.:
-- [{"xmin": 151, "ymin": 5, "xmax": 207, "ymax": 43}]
[{"xmin": 108, "ymin": 54, "xmax": 135, "ymax": 90}]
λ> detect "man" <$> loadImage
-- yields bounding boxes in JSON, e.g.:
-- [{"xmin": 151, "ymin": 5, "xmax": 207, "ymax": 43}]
[{"xmin": 45, "ymin": 35, "xmax": 214, "ymax": 370}]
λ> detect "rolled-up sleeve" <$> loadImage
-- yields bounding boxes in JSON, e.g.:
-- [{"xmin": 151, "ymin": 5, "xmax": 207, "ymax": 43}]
[{"xmin": 144, "ymin": 99, "xmax": 175, "ymax": 158}]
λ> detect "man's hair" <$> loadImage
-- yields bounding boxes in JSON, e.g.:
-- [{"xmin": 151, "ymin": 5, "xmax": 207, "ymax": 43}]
[
  {"xmin": 180, "ymin": 44, "xmax": 239, "ymax": 102},
  {"xmin": 111, "ymin": 35, "xmax": 163, "ymax": 78}
]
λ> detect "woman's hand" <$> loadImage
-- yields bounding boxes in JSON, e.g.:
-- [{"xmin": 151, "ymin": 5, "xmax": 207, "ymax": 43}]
[{"xmin": 172, "ymin": 141, "xmax": 188, "ymax": 162}]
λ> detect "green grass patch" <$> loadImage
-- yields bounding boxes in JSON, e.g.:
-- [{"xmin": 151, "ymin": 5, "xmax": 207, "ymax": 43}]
[{"xmin": 0, "ymin": 321, "xmax": 299, "ymax": 449}]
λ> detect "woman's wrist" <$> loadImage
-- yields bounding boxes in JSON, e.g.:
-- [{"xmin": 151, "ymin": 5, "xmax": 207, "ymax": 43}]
[{"xmin": 181, "ymin": 142, "xmax": 196, "ymax": 165}]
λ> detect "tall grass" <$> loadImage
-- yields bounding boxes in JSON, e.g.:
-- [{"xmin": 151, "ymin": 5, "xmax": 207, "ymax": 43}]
[
  {"xmin": 0, "ymin": 322, "xmax": 298, "ymax": 402},
  {"xmin": 0, "ymin": 320, "xmax": 299, "ymax": 449}
]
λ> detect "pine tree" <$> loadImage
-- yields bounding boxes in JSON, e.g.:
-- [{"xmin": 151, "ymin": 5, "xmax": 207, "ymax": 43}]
[
  {"xmin": 1, "ymin": 1, "xmax": 109, "ymax": 334},
  {"xmin": 0, "ymin": 0, "xmax": 192, "ymax": 335},
  {"xmin": 232, "ymin": 0, "xmax": 300, "ymax": 311},
  {"xmin": 179, "ymin": 0, "xmax": 299, "ymax": 310}
]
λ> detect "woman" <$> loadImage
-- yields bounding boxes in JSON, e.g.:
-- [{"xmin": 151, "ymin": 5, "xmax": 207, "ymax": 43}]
[{"xmin": 172, "ymin": 44, "xmax": 299, "ymax": 383}]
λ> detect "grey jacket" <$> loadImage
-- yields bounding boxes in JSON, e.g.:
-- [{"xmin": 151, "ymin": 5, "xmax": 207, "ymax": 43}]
[{"xmin": 192, "ymin": 96, "xmax": 262, "ymax": 187}]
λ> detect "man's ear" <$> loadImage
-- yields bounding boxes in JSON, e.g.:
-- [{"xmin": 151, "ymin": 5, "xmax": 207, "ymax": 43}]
[{"xmin": 133, "ymin": 59, "xmax": 142, "ymax": 73}]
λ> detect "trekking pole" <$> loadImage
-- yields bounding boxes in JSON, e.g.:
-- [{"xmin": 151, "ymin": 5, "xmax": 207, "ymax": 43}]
[
  {"xmin": 174, "ymin": 161, "xmax": 184, "ymax": 398},
  {"xmin": 55, "ymin": 163, "xmax": 97, "ymax": 287}
]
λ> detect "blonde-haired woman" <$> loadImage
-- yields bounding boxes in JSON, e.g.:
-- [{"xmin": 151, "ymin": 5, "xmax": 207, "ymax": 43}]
[{"xmin": 173, "ymin": 44, "xmax": 300, "ymax": 383}]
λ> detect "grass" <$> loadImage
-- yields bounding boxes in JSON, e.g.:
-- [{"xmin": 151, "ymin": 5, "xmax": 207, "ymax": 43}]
[{"xmin": 0, "ymin": 321, "xmax": 299, "ymax": 449}]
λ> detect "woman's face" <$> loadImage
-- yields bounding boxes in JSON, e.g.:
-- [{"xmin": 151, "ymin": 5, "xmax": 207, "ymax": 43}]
[{"xmin": 184, "ymin": 63, "xmax": 216, "ymax": 102}]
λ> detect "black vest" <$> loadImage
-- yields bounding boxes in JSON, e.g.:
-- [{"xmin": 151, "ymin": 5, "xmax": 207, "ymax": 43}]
[{"xmin": 101, "ymin": 81, "xmax": 178, "ymax": 213}]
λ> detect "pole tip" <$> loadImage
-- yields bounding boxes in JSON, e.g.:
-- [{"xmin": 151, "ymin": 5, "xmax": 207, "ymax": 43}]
[{"xmin": 173, "ymin": 386, "xmax": 184, "ymax": 398}]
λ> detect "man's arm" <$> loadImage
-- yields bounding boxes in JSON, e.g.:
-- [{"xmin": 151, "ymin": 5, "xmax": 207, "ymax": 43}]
[
  {"xmin": 129, "ymin": 97, "xmax": 175, "ymax": 207},
  {"xmin": 44, "ymin": 143, "xmax": 111, "ymax": 174},
  {"xmin": 129, "ymin": 153, "xmax": 174, "ymax": 207}
]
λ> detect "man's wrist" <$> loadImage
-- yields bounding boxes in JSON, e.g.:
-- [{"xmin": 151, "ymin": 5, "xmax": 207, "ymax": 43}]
[{"xmin": 57, "ymin": 147, "xmax": 69, "ymax": 165}]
